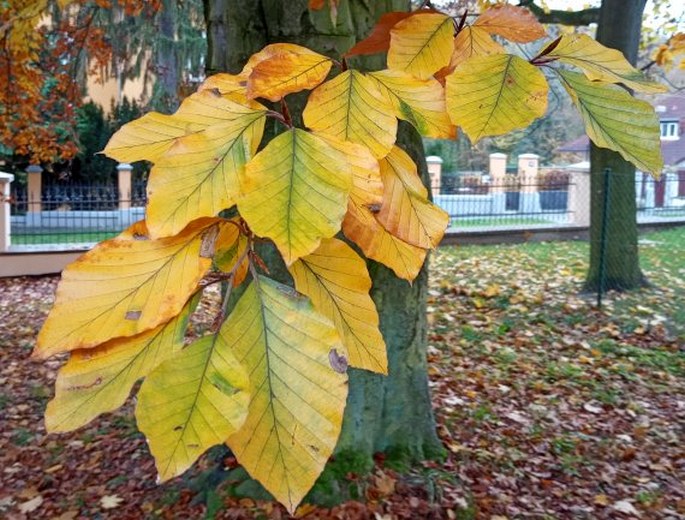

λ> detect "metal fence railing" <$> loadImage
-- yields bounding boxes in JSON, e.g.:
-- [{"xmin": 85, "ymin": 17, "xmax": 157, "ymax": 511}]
[
  {"xmin": 431, "ymin": 171, "xmax": 685, "ymax": 230},
  {"xmin": 432, "ymin": 173, "xmax": 574, "ymax": 229},
  {"xmin": 9, "ymin": 182, "xmax": 147, "ymax": 246},
  {"xmin": 4, "ymin": 171, "xmax": 685, "ymax": 248},
  {"xmin": 635, "ymin": 172, "xmax": 685, "ymax": 223}
]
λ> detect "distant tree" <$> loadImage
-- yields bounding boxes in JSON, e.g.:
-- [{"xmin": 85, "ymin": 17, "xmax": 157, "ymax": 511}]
[
  {"xmin": 585, "ymin": 0, "xmax": 650, "ymax": 291},
  {"xmin": 517, "ymin": 0, "xmax": 668, "ymax": 291}
]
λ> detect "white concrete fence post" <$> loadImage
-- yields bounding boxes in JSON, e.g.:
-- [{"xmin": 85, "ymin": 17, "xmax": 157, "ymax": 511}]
[
  {"xmin": 117, "ymin": 162, "xmax": 133, "ymax": 210},
  {"xmin": 567, "ymin": 162, "xmax": 591, "ymax": 227},
  {"xmin": 26, "ymin": 164, "xmax": 43, "ymax": 214},
  {"xmin": 426, "ymin": 156, "xmax": 443, "ymax": 198},
  {"xmin": 489, "ymin": 153, "xmax": 507, "ymax": 213},
  {"xmin": 664, "ymin": 172, "xmax": 678, "ymax": 206},
  {"xmin": 0, "ymin": 172, "xmax": 14, "ymax": 252},
  {"xmin": 517, "ymin": 153, "xmax": 541, "ymax": 214}
]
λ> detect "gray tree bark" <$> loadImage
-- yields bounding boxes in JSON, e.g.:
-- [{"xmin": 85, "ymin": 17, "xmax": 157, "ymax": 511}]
[
  {"xmin": 584, "ymin": 0, "xmax": 648, "ymax": 292},
  {"xmin": 202, "ymin": 0, "xmax": 443, "ymax": 501}
]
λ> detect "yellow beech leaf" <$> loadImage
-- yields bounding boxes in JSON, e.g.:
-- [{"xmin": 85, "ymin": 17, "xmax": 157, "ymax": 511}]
[
  {"xmin": 198, "ymin": 73, "xmax": 249, "ymax": 102},
  {"xmin": 446, "ymin": 54, "xmax": 548, "ymax": 143},
  {"xmin": 146, "ymin": 94, "xmax": 267, "ymax": 238},
  {"xmin": 368, "ymin": 69, "xmax": 454, "ymax": 139},
  {"xmin": 289, "ymin": 238, "xmax": 387, "ymax": 374},
  {"xmin": 103, "ymin": 90, "xmax": 258, "ymax": 164},
  {"xmin": 45, "ymin": 296, "xmax": 197, "ymax": 433},
  {"xmin": 376, "ymin": 146, "xmax": 449, "ymax": 249},
  {"xmin": 472, "ymin": 4, "xmax": 546, "ymax": 43},
  {"xmin": 247, "ymin": 50, "xmax": 333, "ymax": 101},
  {"xmin": 199, "ymin": 73, "xmax": 247, "ymax": 93},
  {"xmin": 556, "ymin": 69, "xmax": 663, "ymax": 176},
  {"xmin": 303, "ymin": 70, "xmax": 397, "ymax": 159},
  {"xmin": 343, "ymin": 204, "xmax": 427, "ymax": 282},
  {"xmin": 315, "ymin": 134, "xmax": 383, "ymax": 207},
  {"xmin": 387, "ymin": 12, "xmax": 454, "ymax": 80},
  {"xmin": 238, "ymin": 128, "xmax": 352, "ymax": 265},
  {"xmin": 136, "ymin": 322, "xmax": 250, "ymax": 482},
  {"xmin": 242, "ymin": 43, "xmax": 319, "ymax": 74},
  {"xmin": 342, "ymin": 187, "xmax": 427, "ymax": 282},
  {"xmin": 542, "ymin": 34, "xmax": 667, "ymax": 94},
  {"xmin": 227, "ymin": 277, "xmax": 348, "ymax": 514},
  {"xmin": 34, "ymin": 219, "xmax": 219, "ymax": 358},
  {"xmin": 241, "ymin": 43, "xmax": 333, "ymax": 101},
  {"xmin": 451, "ymin": 26, "xmax": 505, "ymax": 69},
  {"xmin": 214, "ymin": 222, "xmax": 249, "ymax": 286}
]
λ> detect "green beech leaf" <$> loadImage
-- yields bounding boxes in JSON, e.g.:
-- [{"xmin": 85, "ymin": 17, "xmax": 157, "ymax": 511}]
[
  {"xmin": 136, "ymin": 321, "xmax": 250, "ymax": 482},
  {"xmin": 237, "ymin": 128, "xmax": 352, "ymax": 265},
  {"xmin": 557, "ymin": 69, "xmax": 663, "ymax": 175},
  {"xmin": 543, "ymin": 34, "xmax": 667, "ymax": 94},
  {"xmin": 446, "ymin": 54, "xmax": 548, "ymax": 143}
]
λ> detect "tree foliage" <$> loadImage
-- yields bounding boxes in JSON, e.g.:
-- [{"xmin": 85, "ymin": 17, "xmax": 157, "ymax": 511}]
[
  {"xmin": 0, "ymin": 0, "xmax": 205, "ymax": 165},
  {"xmin": 35, "ymin": 2, "xmax": 664, "ymax": 513}
]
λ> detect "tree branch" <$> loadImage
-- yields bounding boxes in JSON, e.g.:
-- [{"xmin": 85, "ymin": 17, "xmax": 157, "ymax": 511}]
[{"xmin": 518, "ymin": 0, "xmax": 600, "ymax": 26}]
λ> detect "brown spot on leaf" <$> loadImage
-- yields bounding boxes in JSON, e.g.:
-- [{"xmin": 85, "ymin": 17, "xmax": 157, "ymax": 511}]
[
  {"xmin": 367, "ymin": 203, "xmax": 382, "ymax": 214},
  {"xmin": 276, "ymin": 284, "xmax": 306, "ymax": 300},
  {"xmin": 125, "ymin": 310, "xmax": 142, "ymax": 321},
  {"xmin": 133, "ymin": 232, "xmax": 148, "ymax": 241},
  {"xmin": 67, "ymin": 377, "xmax": 102, "ymax": 391},
  {"xmin": 173, "ymin": 426, "xmax": 183, "ymax": 431},
  {"xmin": 329, "ymin": 348, "xmax": 348, "ymax": 374}
]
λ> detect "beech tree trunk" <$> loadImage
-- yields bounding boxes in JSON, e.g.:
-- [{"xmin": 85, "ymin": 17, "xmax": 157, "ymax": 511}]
[
  {"xmin": 584, "ymin": 0, "xmax": 647, "ymax": 292},
  {"xmin": 202, "ymin": 0, "xmax": 443, "ymax": 495}
]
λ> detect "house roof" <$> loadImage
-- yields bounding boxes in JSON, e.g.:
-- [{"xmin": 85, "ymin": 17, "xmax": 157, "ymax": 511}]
[
  {"xmin": 557, "ymin": 135, "xmax": 685, "ymax": 167},
  {"xmin": 556, "ymin": 93, "xmax": 685, "ymax": 168},
  {"xmin": 654, "ymin": 94, "xmax": 685, "ymax": 119}
]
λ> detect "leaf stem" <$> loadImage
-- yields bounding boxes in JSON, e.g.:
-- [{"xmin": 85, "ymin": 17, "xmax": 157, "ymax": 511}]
[
  {"xmin": 455, "ymin": 10, "xmax": 468, "ymax": 34},
  {"xmin": 280, "ymin": 98, "xmax": 293, "ymax": 127},
  {"xmin": 266, "ymin": 110, "xmax": 291, "ymax": 128},
  {"xmin": 529, "ymin": 56, "xmax": 559, "ymax": 66}
]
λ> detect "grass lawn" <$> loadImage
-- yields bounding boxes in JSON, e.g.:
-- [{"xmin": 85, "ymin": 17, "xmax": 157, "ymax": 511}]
[
  {"xmin": 449, "ymin": 216, "xmax": 558, "ymax": 228},
  {"xmin": 429, "ymin": 226, "xmax": 684, "ymax": 517},
  {"xmin": 0, "ymin": 227, "xmax": 682, "ymax": 518},
  {"xmin": 11, "ymin": 231, "xmax": 118, "ymax": 245}
]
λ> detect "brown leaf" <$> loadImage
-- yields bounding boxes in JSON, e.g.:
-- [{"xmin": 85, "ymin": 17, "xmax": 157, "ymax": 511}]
[{"xmin": 345, "ymin": 11, "xmax": 436, "ymax": 57}]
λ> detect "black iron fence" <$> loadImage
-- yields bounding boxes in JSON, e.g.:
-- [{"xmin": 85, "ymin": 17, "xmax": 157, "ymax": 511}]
[
  {"xmin": 5, "ymin": 171, "xmax": 685, "ymax": 248},
  {"xmin": 432, "ymin": 173, "xmax": 574, "ymax": 229},
  {"xmin": 9, "ymin": 181, "xmax": 147, "ymax": 246}
]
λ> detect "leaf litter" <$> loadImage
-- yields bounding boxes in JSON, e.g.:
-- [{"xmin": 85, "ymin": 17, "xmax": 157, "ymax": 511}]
[{"xmin": 0, "ymin": 227, "xmax": 683, "ymax": 518}]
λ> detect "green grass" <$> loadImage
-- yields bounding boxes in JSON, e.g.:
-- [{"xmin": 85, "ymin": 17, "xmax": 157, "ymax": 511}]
[
  {"xmin": 12, "ymin": 231, "xmax": 118, "ymax": 245},
  {"xmin": 450, "ymin": 217, "xmax": 555, "ymax": 228},
  {"xmin": 594, "ymin": 338, "xmax": 684, "ymax": 377}
]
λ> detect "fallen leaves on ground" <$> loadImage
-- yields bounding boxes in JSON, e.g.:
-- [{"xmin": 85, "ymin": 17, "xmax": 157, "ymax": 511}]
[
  {"xmin": 428, "ymin": 228, "xmax": 684, "ymax": 518},
  {"xmin": 0, "ymin": 228, "xmax": 683, "ymax": 518}
]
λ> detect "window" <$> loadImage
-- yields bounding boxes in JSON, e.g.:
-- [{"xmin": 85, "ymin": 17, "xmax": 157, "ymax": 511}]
[{"xmin": 660, "ymin": 120, "xmax": 679, "ymax": 139}]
